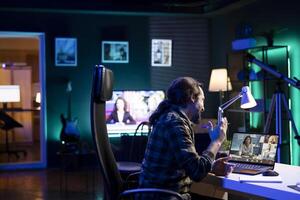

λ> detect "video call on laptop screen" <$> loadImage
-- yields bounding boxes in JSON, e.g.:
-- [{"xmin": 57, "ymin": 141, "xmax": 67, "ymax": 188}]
[{"xmin": 229, "ymin": 133, "xmax": 279, "ymax": 165}]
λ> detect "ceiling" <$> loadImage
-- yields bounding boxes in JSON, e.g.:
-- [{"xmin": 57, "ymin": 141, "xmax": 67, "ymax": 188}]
[{"xmin": 0, "ymin": 0, "xmax": 259, "ymax": 16}]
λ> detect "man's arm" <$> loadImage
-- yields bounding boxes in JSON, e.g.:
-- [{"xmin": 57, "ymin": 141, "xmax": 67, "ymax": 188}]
[
  {"xmin": 168, "ymin": 123, "xmax": 214, "ymax": 182},
  {"xmin": 205, "ymin": 117, "xmax": 227, "ymax": 158}
]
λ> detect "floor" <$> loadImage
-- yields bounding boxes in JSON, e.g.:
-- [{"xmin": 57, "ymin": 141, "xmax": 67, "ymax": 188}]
[
  {"xmin": 0, "ymin": 168, "xmax": 103, "ymax": 200},
  {"xmin": 0, "ymin": 168, "xmax": 254, "ymax": 200}
]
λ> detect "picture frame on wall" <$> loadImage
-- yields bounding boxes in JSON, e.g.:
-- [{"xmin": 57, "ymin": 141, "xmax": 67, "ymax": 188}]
[
  {"xmin": 102, "ymin": 41, "xmax": 129, "ymax": 63},
  {"xmin": 55, "ymin": 38, "xmax": 77, "ymax": 66},
  {"xmin": 151, "ymin": 39, "xmax": 172, "ymax": 67}
]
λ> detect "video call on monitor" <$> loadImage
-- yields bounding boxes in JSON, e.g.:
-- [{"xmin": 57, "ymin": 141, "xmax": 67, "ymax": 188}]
[{"xmin": 229, "ymin": 133, "xmax": 279, "ymax": 165}]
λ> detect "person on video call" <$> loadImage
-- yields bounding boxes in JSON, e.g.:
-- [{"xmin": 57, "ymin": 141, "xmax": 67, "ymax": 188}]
[
  {"xmin": 262, "ymin": 135, "xmax": 277, "ymax": 159},
  {"xmin": 106, "ymin": 97, "xmax": 136, "ymax": 125},
  {"xmin": 239, "ymin": 135, "xmax": 253, "ymax": 157},
  {"xmin": 139, "ymin": 77, "xmax": 235, "ymax": 200}
]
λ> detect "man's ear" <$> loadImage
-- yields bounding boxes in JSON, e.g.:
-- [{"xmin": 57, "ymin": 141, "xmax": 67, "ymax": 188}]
[{"xmin": 190, "ymin": 95, "xmax": 197, "ymax": 103}]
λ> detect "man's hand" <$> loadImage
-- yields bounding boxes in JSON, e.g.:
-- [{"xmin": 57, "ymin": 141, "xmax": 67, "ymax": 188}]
[
  {"xmin": 211, "ymin": 156, "xmax": 235, "ymax": 177},
  {"xmin": 207, "ymin": 117, "xmax": 228, "ymax": 143}
]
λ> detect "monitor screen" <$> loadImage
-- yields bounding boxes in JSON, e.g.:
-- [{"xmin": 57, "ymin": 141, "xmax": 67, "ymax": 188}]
[
  {"xmin": 229, "ymin": 133, "xmax": 279, "ymax": 165},
  {"xmin": 106, "ymin": 90, "xmax": 165, "ymax": 135}
]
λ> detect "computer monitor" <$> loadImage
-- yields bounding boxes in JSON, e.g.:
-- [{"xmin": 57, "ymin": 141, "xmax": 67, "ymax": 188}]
[{"xmin": 105, "ymin": 90, "xmax": 165, "ymax": 135}]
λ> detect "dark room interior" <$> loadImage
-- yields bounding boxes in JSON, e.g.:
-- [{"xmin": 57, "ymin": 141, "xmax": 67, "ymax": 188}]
[{"xmin": 0, "ymin": 0, "xmax": 300, "ymax": 199}]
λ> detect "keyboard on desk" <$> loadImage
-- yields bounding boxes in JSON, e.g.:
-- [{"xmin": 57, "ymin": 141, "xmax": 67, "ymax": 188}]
[{"xmin": 232, "ymin": 163, "xmax": 271, "ymax": 175}]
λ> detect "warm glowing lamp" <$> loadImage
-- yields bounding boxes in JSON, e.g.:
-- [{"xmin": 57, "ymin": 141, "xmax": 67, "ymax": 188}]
[
  {"xmin": 209, "ymin": 68, "xmax": 232, "ymax": 104},
  {"xmin": 0, "ymin": 85, "xmax": 21, "ymax": 109}
]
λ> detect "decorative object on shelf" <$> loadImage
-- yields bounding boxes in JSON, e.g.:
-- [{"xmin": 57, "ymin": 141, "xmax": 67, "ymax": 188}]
[
  {"xmin": 232, "ymin": 38, "xmax": 257, "ymax": 51},
  {"xmin": 232, "ymin": 23, "xmax": 256, "ymax": 50},
  {"xmin": 151, "ymin": 39, "xmax": 172, "ymax": 67},
  {"xmin": 102, "ymin": 41, "xmax": 129, "ymax": 63},
  {"xmin": 209, "ymin": 68, "xmax": 232, "ymax": 105},
  {"xmin": 218, "ymin": 86, "xmax": 257, "ymax": 126},
  {"xmin": 55, "ymin": 38, "xmax": 77, "ymax": 67},
  {"xmin": 237, "ymin": 68, "xmax": 261, "ymax": 81},
  {"xmin": 0, "ymin": 85, "xmax": 21, "ymax": 109}
]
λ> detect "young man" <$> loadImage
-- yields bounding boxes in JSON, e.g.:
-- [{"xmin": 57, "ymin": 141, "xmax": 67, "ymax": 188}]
[{"xmin": 139, "ymin": 77, "xmax": 234, "ymax": 200}]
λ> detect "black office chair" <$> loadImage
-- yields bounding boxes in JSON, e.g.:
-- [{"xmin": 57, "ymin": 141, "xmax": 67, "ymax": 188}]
[
  {"xmin": 90, "ymin": 65, "xmax": 183, "ymax": 200},
  {"xmin": 117, "ymin": 121, "xmax": 150, "ymax": 176}
]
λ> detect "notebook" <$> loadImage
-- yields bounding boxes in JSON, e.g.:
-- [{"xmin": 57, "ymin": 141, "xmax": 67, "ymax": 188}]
[
  {"xmin": 239, "ymin": 175, "xmax": 282, "ymax": 183},
  {"xmin": 228, "ymin": 132, "xmax": 279, "ymax": 175}
]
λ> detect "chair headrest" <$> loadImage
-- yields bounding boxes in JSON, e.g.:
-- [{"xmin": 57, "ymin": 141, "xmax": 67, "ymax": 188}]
[{"xmin": 92, "ymin": 65, "xmax": 114, "ymax": 103}]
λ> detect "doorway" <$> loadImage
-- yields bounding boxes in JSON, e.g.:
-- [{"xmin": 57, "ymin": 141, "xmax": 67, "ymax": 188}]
[{"xmin": 0, "ymin": 31, "xmax": 46, "ymax": 169}]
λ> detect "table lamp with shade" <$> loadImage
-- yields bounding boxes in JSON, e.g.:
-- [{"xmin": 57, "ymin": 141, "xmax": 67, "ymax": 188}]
[
  {"xmin": 0, "ymin": 85, "xmax": 21, "ymax": 109},
  {"xmin": 209, "ymin": 68, "xmax": 232, "ymax": 105}
]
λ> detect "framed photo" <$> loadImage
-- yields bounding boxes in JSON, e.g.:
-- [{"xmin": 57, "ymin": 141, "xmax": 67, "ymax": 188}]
[
  {"xmin": 102, "ymin": 41, "xmax": 129, "ymax": 63},
  {"xmin": 55, "ymin": 38, "xmax": 77, "ymax": 66},
  {"xmin": 151, "ymin": 39, "xmax": 172, "ymax": 67}
]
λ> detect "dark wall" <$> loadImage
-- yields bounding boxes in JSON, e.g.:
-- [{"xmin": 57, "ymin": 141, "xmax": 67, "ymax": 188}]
[
  {"xmin": 0, "ymin": 11, "xmax": 150, "ymax": 166},
  {"xmin": 0, "ymin": 10, "xmax": 214, "ymax": 167},
  {"xmin": 149, "ymin": 16, "xmax": 215, "ymax": 118},
  {"xmin": 47, "ymin": 14, "xmax": 150, "ymax": 166}
]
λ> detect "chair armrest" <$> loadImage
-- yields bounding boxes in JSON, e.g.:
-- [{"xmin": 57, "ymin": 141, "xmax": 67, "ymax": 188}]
[
  {"xmin": 124, "ymin": 171, "xmax": 141, "ymax": 190},
  {"xmin": 119, "ymin": 188, "xmax": 183, "ymax": 200},
  {"xmin": 125, "ymin": 171, "xmax": 141, "ymax": 183}
]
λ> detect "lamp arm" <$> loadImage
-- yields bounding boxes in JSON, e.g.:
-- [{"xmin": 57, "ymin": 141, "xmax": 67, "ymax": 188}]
[
  {"xmin": 219, "ymin": 94, "xmax": 242, "ymax": 111},
  {"xmin": 218, "ymin": 94, "xmax": 242, "ymax": 125}
]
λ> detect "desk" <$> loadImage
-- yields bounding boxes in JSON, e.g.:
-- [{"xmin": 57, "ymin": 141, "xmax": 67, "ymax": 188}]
[{"xmin": 191, "ymin": 163, "xmax": 300, "ymax": 200}]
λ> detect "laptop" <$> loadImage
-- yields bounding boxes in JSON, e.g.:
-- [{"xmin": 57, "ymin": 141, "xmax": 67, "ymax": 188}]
[{"xmin": 228, "ymin": 132, "xmax": 279, "ymax": 175}]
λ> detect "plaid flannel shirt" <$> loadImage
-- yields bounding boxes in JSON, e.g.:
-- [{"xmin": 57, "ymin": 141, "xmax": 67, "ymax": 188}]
[{"xmin": 139, "ymin": 105, "xmax": 215, "ymax": 197}]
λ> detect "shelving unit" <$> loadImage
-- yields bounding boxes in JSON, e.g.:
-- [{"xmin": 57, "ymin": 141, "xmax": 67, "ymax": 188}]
[{"xmin": 227, "ymin": 45, "xmax": 291, "ymax": 163}]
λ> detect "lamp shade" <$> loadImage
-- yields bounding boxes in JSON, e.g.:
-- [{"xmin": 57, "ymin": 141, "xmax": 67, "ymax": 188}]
[
  {"xmin": 240, "ymin": 86, "xmax": 257, "ymax": 109},
  {"xmin": 0, "ymin": 85, "xmax": 20, "ymax": 102},
  {"xmin": 209, "ymin": 68, "xmax": 232, "ymax": 92}
]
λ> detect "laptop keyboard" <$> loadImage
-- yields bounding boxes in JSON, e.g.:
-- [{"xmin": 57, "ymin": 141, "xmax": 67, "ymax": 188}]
[{"xmin": 234, "ymin": 163, "xmax": 270, "ymax": 171}]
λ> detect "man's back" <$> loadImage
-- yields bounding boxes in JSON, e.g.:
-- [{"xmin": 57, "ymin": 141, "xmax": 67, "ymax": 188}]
[{"xmin": 139, "ymin": 105, "xmax": 213, "ymax": 196}]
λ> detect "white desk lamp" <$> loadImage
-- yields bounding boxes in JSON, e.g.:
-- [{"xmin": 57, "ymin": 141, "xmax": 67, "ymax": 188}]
[{"xmin": 218, "ymin": 86, "xmax": 257, "ymax": 125}]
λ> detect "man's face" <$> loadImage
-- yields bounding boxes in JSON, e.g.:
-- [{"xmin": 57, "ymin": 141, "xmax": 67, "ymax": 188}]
[{"xmin": 190, "ymin": 86, "xmax": 205, "ymax": 124}]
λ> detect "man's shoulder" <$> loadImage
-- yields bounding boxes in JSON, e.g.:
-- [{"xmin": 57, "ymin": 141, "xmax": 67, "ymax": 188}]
[{"xmin": 157, "ymin": 110, "xmax": 187, "ymax": 127}]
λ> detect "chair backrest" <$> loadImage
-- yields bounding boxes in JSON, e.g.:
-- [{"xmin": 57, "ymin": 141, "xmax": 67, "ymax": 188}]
[
  {"xmin": 128, "ymin": 121, "xmax": 151, "ymax": 162},
  {"xmin": 90, "ymin": 65, "xmax": 123, "ymax": 200}
]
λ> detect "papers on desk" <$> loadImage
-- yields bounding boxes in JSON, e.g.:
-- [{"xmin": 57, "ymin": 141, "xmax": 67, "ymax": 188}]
[{"xmin": 239, "ymin": 175, "xmax": 282, "ymax": 183}]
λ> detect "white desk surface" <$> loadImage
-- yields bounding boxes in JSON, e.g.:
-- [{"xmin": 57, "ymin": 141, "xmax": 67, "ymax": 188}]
[{"xmin": 191, "ymin": 163, "xmax": 300, "ymax": 200}]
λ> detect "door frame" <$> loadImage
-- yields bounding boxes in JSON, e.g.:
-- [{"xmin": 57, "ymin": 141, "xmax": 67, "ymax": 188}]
[{"xmin": 0, "ymin": 31, "xmax": 47, "ymax": 169}]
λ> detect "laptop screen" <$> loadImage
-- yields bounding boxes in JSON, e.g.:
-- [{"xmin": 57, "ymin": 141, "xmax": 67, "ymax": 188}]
[{"xmin": 229, "ymin": 133, "xmax": 279, "ymax": 165}]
